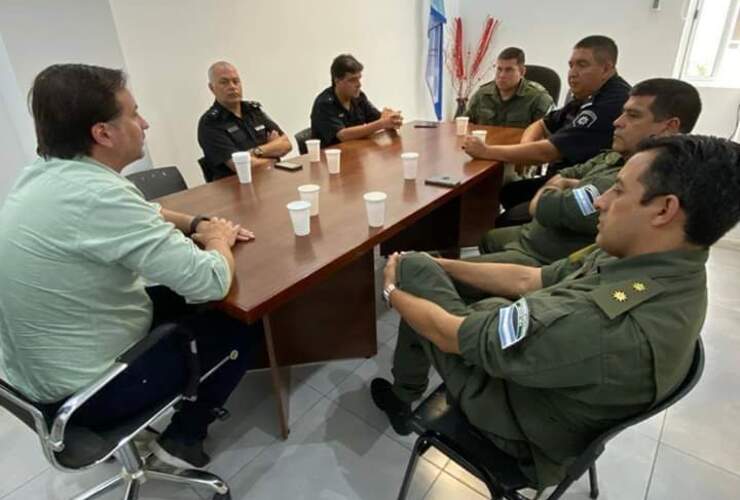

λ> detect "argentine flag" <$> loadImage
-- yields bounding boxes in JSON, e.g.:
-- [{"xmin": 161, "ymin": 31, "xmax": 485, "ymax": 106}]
[{"xmin": 426, "ymin": 0, "xmax": 446, "ymax": 120}]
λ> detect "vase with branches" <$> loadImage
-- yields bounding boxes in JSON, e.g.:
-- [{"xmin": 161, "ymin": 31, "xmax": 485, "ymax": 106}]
[{"xmin": 446, "ymin": 15, "xmax": 500, "ymax": 117}]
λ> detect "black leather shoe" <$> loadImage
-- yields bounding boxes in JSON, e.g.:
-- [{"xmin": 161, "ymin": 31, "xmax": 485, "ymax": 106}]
[
  {"xmin": 150, "ymin": 436, "xmax": 211, "ymax": 469},
  {"xmin": 371, "ymin": 378, "xmax": 413, "ymax": 436}
]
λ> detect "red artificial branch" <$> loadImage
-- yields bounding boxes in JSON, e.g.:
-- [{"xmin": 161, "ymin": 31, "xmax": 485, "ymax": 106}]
[{"xmin": 445, "ymin": 15, "xmax": 500, "ymax": 100}]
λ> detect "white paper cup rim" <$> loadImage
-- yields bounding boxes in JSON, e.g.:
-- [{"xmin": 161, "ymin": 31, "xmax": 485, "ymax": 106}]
[
  {"xmin": 298, "ymin": 184, "xmax": 320, "ymax": 193},
  {"xmin": 456, "ymin": 116, "xmax": 469, "ymax": 121},
  {"xmin": 401, "ymin": 152, "xmax": 419, "ymax": 159},
  {"xmin": 324, "ymin": 148, "xmax": 341, "ymax": 155},
  {"xmin": 287, "ymin": 200, "xmax": 311, "ymax": 211},
  {"xmin": 305, "ymin": 139, "xmax": 320, "ymax": 144},
  {"xmin": 364, "ymin": 191, "xmax": 387, "ymax": 202}
]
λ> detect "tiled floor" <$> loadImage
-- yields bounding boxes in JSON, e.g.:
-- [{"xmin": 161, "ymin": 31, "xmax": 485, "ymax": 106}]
[{"xmin": 1, "ymin": 245, "xmax": 739, "ymax": 499}]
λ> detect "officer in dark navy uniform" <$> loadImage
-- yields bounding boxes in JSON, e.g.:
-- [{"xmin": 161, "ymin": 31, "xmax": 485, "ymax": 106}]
[
  {"xmin": 463, "ymin": 36, "xmax": 630, "ymax": 226},
  {"xmin": 310, "ymin": 54, "xmax": 403, "ymax": 147},
  {"xmin": 198, "ymin": 61, "xmax": 292, "ymax": 182}
]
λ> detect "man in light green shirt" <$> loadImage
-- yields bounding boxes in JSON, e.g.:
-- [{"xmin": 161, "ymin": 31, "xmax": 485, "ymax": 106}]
[{"xmin": 0, "ymin": 63, "xmax": 256, "ymax": 469}]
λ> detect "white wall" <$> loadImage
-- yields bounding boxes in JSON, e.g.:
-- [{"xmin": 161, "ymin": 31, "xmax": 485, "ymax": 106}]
[
  {"xmin": 0, "ymin": 0, "xmax": 152, "ymax": 203},
  {"xmin": 109, "ymin": 0, "xmax": 436, "ymax": 188}
]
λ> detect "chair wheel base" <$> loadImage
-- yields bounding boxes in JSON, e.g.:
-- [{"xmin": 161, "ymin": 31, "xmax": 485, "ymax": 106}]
[{"xmin": 213, "ymin": 493, "xmax": 231, "ymax": 500}]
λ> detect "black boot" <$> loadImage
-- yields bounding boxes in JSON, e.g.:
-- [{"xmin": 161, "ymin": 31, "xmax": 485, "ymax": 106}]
[{"xmin": 371, "ymin": 378, "xmax": 413, "ymax": 436}]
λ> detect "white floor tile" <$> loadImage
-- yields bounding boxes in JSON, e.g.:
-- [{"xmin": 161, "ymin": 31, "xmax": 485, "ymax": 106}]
[
  {"xmin": 646, "ymin": 444, "xmax": 740, "ymax": 500},
  {"xmin": 225, "ymin": 398, "xmax": 440, "ymax": 500},
  {"xmin": 0, "ymin": 408, "xmax": 51, "ymax": 498},
  {"xmin": 423, "ymin": 471, "xmax": 489, "ymax": 500}
]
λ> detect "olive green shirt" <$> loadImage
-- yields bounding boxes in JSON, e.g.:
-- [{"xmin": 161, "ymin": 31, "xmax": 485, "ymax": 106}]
[
  {"xmin": 465, "ymin": 78, "xmax": 554, "ymax": 128},
  {"xmin": 482, "ymin": 151, "xmax": 624, "ymax": 265},
  {"xmin": 0, "ymin": 156, "xmax": 232, "ymax": 403},
  {"xmin": 456, "ymin": 246, "xmax": 708, "ymax": 486}
]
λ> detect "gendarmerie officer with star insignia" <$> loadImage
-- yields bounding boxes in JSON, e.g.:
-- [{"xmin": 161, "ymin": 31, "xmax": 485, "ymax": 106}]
[
  {"xmin": 370, "ymin": 135, "xmax": 740, "ymax": 491},
  {"xmin": 472, "ymin": 78, "xmax": 702, "ymax": 267},
  {"xmin": 310, "ymin": 54, "xmax": 402, "ymax": 147},
  {"xmin": 463, "ymin": 35, "xmax": 631, "ymax": 227},
  {"xmin": 198, "ymin": 61, "xmax": 292, "ymax": 182}
]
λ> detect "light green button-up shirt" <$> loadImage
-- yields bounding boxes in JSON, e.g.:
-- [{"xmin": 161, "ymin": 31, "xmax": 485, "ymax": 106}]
[{"xmin": 0, "ymin": 156, "xmax": 231, "ymax": 403}]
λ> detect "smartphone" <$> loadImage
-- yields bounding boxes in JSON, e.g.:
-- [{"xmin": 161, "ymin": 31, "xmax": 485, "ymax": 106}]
[
  {"xmin": 414, "ymin": 121, "xmax": 439, "ymax": 128},
  {"xmin": 274, "ymin": 161, "xmax": 303, "ymax": 171},
  {"xmin": 424, "ymin": 175, "xmax": 461, "ymax": 188}
]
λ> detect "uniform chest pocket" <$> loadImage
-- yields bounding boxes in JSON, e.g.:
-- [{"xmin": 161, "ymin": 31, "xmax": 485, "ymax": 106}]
[
  {"xmin": 504, "ymin": 109, "xmax": 531, "ymax": 127},
  {"xmin": 252, "ymin": 124, "xmax": 268, "ymax": 145},
  {"xmin": 226, "ymin": 125, "xmax": 250, "ymax": 148}
]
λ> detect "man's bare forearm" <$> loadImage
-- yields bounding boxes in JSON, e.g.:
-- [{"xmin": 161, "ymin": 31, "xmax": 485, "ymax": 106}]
[
  {"xmin": 483, "ymin": 140, "xmax": 561, "ymax": 164},
  {"xmin": 336, "ymin": 120, "xmax": 386, "ymax": 142},
  {"xmin": 520, "ymin": 119, "xmax": 546, "ymax": 143},
  {"xmin": 260, "ymin": 135, "xmax": 292, "ymax": 157},
  {"xmin": 389, "ymin": 288, "xmax": 464, "ymax": 354},
  {"xmin": 435, "ymin": 258, "xmax": 542, "ymax": 298}
]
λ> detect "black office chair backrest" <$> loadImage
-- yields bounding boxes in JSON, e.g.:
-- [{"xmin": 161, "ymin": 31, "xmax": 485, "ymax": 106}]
[
  {"xmin": 525, "ymin": 64, "xmax": 562, "ymax": 105},
  {"xmin": 295, "ymin": 127, "xmax": 313, "ymax": 155},
  {"xmin": 125, "ymin": 166, "xmax": 188, "ymax": 201}
]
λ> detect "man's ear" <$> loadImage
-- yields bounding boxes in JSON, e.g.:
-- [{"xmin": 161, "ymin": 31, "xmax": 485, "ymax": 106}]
[
  {"xmin": 208, "ymin": 82, "xmax": 215, "ymax": 93},
  {"xmin": 662, "ymin": 117, "xmax": 681, "ymax": 135},
  {"xmin": 651, "ymin": 193, "xmax": 682, "ymax": 228},
  {"xmin": 90, "ymin": 122, "xmax": 113, "ymax": 148}
]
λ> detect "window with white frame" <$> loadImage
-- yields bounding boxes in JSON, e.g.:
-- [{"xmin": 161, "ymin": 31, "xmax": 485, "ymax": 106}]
[{"xmin": 679, "ymin": 0, "xmax": 740, "ymax": 86}]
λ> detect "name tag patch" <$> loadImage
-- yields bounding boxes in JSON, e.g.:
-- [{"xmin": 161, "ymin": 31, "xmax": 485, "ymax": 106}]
[
  {"xmin": 573, "ymin": 184, "xmax": 600, "ymax": 216},
  {"xmin": 498, "ymin": 298, "xmax": 530, "ymax": 350},
  {"xmin": 573, "ymin": 110, "xmax": 597, "ymax": 128}
]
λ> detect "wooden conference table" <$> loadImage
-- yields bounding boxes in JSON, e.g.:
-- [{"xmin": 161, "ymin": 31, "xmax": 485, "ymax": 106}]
[{"xmin": 158, "ymin": 121, "xmax": 523, "ymax": 437}]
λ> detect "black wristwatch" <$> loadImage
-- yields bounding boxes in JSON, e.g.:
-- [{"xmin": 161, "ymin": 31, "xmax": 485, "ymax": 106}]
[{"xmin": 189, "ymin": 215, "xmax": 210, "ymax": 235}]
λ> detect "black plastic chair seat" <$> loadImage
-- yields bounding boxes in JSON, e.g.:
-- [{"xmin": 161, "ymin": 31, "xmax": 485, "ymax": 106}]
[
  {"xmin": 410, "ymin": 385, "xmax": 533, "ymax": 492},
  {"xmin": 125, "ymin": 166, "xmax": 187, "ymax": 201}
]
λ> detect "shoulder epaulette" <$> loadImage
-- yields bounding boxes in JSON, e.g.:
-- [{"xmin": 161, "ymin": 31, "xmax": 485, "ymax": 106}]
[
  {"xmin": 245, "ymin": 100, "xmax": 262, "ymax": 110},
  {"xmin": 590, "ymin": 277, "xmax": 664, "ymax": 320}
]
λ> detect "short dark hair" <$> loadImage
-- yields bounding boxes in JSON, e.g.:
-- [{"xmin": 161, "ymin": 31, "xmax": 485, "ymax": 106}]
[
  {"xmin": 574, "ymin": 35, "xmax": 618, "ymax": 66},
  {"xmin": 630, "ymin": 78, "xmax": 702, "ymax": 133},
  {"xmin": 497, "ymin": 47, "xmax": 525, "ymax": 65},
  {"xmin": 30, "ymin": 64, "xmax": 126, "ymax": 159},
  {"xmin": 331, "ymin": 54, "xmax": 363, "ymax": 86},
  {"xmin": 637, "ymin": 135, "xmax": 740, "ymax": 247}
]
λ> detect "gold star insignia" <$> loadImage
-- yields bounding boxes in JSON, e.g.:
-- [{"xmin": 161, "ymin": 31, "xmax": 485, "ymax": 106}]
[
  {"xmin": 632, "ymin": 282, "xmax": 647, "ymax": 292},
  {"xmin": 612, "ymin": 290, "xmax": 628, "ymax": 302}
]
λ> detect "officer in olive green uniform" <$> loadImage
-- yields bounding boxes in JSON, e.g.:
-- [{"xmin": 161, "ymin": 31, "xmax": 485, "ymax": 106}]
[
  {"xmin": 466, "ymin": 78, "xmax": 553, "ymax": 128},
  {"xmin": 390, "ymin": 245, "xmax": 706, "ymax": 487},
  {"xmin": 374, "ymin": 135, "xmax": 740, "ymax": 490},
  {"xmin": 475, "ymin": 151, "xmax": 625, "ymax": 266}
]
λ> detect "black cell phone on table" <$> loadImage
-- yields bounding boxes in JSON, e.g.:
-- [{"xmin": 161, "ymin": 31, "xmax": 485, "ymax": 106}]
[
  {"xmin": 274, "ymin": 161, "xmax": 303, "ymax": 171},
  {"xmin": 425, "ymin": 175, "xmax": 461, "ymax": 188},
  {"xmin": 414, "ymin": 121, "xmax": 439, "ymax": 128}
]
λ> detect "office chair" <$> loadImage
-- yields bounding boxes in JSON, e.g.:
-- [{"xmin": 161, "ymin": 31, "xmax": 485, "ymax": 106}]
[
  {"xmin": 0, "ymin": 322, "xmax": 240, "ymax": 499},
  {"xmin": 525, "ymin": 65, "xmax": 562, "ymax": 105},
  {"xmin": 397, "ymin": 339, "xmax": 705, "ymax": 500},
  {"xmin": 295, "ymin": 127, "xmax": 313, "ymax": 155},
  {"xmin": 125, "ymin": 166, "xmax": 188, "ymax": 200}
]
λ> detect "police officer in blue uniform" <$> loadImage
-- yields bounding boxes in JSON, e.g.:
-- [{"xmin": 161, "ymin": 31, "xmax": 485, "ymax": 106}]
[
  {"xmin": 310, "ymin": 54, "xmax": 402, "ymax": 147},
  {"xmin": 198, "ymin": 61, "xmax": 292, "ymax": 182}
]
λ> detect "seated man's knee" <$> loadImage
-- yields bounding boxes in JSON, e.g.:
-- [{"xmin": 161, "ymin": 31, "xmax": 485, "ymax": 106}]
[{"xmin": 397, "ymin": 253, "xmax": 448, "ymax": 297}]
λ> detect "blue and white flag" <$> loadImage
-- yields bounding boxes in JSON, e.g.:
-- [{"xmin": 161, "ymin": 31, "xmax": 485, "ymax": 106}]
[{"xmin": 426, "ymin": 0, "xmax": 446, "ymax": 120}]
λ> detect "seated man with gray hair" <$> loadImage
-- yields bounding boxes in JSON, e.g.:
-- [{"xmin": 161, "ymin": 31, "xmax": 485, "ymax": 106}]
[{"xmin": 198, "ymin": 61, "xmax": 292, "ymax": 181}]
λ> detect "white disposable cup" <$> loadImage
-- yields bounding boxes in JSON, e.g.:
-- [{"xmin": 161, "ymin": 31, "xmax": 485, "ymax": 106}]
[
  {"xmin": 472, "ymin": 129, "xmax": 487, "ymax": 142},
  {"xmin": 287, "ymin": 200, "xmax": 311, "ymax": 236},
  {"xmin": 325, "ymin": 148, "xmax": 341, "ymax": 174},
  {"xmin": 298, "ymin": 184, "xmax": 320, "ymax": 216},
  {"xmin": 455, "ymin": 116, "xmax": 469, "ymax": 136},
  {"xmin": 364, "ymin": 191, "xmax": 387, "ymax": 228},
  {"xmin": 232, "ymin": 151, "xmax": 252, "ymax": 183},
  {"xmin": 401, "ymin": 152, "xmax": 419, "ymax": 180},
  {"xmin": 306, "ymin": 139, "xmax": 321, "ymax": 162}
]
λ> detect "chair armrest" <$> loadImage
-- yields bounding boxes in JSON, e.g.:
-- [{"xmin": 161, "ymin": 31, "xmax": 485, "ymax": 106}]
[{"xmin": 49, "ymin": 322, "xmax": 183, "ymax": 451}]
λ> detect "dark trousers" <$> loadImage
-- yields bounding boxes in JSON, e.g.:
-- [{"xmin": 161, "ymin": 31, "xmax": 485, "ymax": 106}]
[
  {"xmin": 495, "ymin": 176, "xmax": 551, "ymax": 228},
  {"xmin": 70, "ymin": 286, "xmax": 262, "ymax": 443}
]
